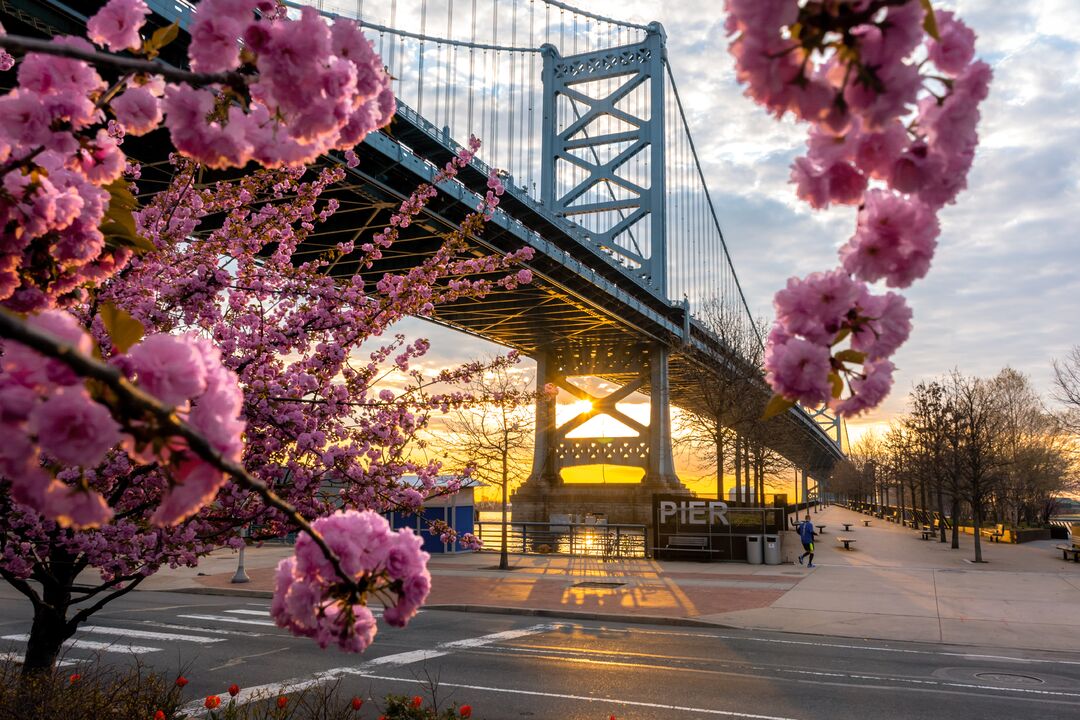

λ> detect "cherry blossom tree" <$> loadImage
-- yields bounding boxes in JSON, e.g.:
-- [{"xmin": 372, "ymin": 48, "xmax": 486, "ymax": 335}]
[
  {"xmin": 723, "ymin": 1, "xmax": 992, "ymax": 418},
  {"xmin": 0, "ymin": 0, "xmax": 534, "ymax": 671}
]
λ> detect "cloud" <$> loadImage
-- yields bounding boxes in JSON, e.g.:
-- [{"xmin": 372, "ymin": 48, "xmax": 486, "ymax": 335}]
[{"xmin": 330, "ymin": 0, "xmax": 1079, "ymax": 442}]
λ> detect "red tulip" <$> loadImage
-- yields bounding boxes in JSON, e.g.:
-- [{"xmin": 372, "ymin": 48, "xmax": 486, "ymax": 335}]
[
  {"xmin": 204, "ymin": 696, "xmax": 221, "ymax": 710},
  {"xmin": 411, "ymin": 696, "xmax": 423, "ymax": 708},
  {"xmin": 175, "ymin": 676, "xmax": 189, "ymax": 688},
  {"xmin": 350, "ymin": 697, "xmax": 363, "ymax": 711},
  {"xmin": 68, "ymin": 673, "xmax": 81, "ymax": 684},
  {"xmin": 277, "ymin": 695, "xmax": 288, "ymax": 709},
  {"xmin": 228, "ymin": 683, "xmax": 240, "ymax": 697},
  {"xmin": 153, "ymin": 712, "xmax": 166, "ymax": 720},
  {"xmin": 460, "ymin": 705, "xmax": 473, "ymax": 718}
]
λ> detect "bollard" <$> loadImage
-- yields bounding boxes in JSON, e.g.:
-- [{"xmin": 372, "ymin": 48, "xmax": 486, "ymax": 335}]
[{"xmin": 231, "ymin": 534, "xmax": 251, "ymax": 584}]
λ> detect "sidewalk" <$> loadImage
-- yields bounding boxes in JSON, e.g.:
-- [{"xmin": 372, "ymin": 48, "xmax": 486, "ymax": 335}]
[{"xmin": 138, "ymin": 505, "xmax": 1080, "ymax": 653}]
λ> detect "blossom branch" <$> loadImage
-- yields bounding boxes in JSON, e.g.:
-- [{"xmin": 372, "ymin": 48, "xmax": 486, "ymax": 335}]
[
  {"xmin": 0, "ymin": 309, "xmax": 356, "ymax": 592},
  {"xmin": 0, "ymin": 34, "xmax": 249, "ymax": 93}
]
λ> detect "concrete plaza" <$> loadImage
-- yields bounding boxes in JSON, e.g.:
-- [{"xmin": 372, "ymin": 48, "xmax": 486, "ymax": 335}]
[{"xmin": 139, "ymin": 505, "xmax": 1080, "ymax": 653}]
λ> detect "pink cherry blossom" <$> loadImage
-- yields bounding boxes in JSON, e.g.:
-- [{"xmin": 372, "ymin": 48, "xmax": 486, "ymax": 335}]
[
  {"xmin": 86, "ymin": 0, "xmax": 149, "ymax": 52},
  {"xmin": 110, "ymin": 85, "xmax": 162, "ymax": 136},
  {"xmin": 764, "ymin": 333, "xmax": 833, "ymax": 406},
  {"xmin": 773, "ymin": 270, "xmax": 863, "ymax": 345},
  {"xmin": 29, "ymin": 386, "xmax": 121, "ymax": 467},
  {"xmin": 128, "ymin": 334, "xmax": 208, "ymax": 407},
  {"xmin": 927, "ymin": 11, "xmax": 976, "ymax": 76},
  {"xmin": 839, "ymin": 190, "xmax": 938, "ymax": 289},
  {"xmin": 830, "ymin": 359, "xmax": 895, "ymax": 416}
]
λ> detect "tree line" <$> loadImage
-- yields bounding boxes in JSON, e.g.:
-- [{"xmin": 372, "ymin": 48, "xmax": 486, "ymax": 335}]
[{"xmin": 831, "ymin": 363, "xmax": 1080, "ymax": 562}]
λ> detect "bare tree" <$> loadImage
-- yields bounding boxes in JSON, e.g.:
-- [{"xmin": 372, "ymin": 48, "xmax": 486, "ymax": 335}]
[
  {"xmin": 675, "ymin": 300, "xmax": 772, "ymax": 501},
  {"xmin": 1052, "ymin": 346, "xmax": 1080, "ymax": 434},
  {"xmin": 905, "ymin": 380, "xmax": 950, "ymax": 542},
  {"xmin": 948, "ymin": 372, "xmax": 1006, "ymax": 563},
  {"xmin": 443, "ymin": 364, "xmax": 535, "ymax": 570}
]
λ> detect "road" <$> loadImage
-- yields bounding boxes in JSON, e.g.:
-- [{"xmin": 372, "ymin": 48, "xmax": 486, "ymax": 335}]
[{"xmin": 2, "ymin": 587, "xmax": 1079, "ymax": 719}]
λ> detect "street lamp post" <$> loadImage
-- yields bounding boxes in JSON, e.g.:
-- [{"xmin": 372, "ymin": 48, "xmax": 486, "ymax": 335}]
[{"xmin": 231, "ymin": 526, "xmax": 250, "ymax": 584}]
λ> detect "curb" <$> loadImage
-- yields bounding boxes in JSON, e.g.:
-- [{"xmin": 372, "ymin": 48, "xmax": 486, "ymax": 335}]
[
  {"xmin": 152, "ymin": 587, "xmax": 732, "ymax": 628},
  {"xmin": 423, "ymin": 603, "xmax": 735, "ymax": 629},
  {"xmin": 161, "ymin": 585, "xmax": 274, "ymax": 599}
]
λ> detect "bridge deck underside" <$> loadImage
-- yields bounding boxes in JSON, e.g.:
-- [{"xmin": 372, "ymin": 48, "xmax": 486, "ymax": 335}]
[{"xmin": 3, "ymin": 0, "xmax": 840, "ymax": 477}]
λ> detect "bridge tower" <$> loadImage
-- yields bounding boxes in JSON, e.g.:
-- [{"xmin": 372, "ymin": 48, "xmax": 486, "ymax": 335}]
[{"xmin": 512, "ymin": 23, "xmax": 689, "ymax": 527}]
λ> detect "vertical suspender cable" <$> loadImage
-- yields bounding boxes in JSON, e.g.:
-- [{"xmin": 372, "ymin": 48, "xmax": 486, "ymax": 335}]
[
  {"xmin": 509, "ymin": 0, "xmax": 518, "ymax": 181},
  {"xmin": 389, "ymin": 0, "xmax": 398, "ymax": 86},
  {"xmin": 467, "ymin": 0, "xmax": 477, "ymax": 133},
  {"xmin": 447, "ymin": 0, "xmax": 457, "ymax": 132},
  {"xmin": 417, "ymin": 0, "xmax": 427, "ymax": 115},
  {"xmin": 491, "ymin": 0, "xmax": 499, "ymax": 166}
]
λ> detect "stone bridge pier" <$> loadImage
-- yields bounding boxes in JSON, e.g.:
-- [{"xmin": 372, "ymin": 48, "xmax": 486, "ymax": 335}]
[{"xmin": 512, "ymin": 342, "xmax": 690, "ymax": 526}]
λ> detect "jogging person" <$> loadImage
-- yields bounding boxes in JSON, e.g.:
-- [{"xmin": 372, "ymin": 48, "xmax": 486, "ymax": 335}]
[{"xmin": 797, "ymin": 514, "xmax": 816, "ymax": 568}]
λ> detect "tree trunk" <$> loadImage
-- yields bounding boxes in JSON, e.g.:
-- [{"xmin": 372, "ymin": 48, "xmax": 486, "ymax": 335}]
[
  {"xmin": 972, "ymin": 503, "xmax": 984, "ymax": 563},
  {"xmin": 937, "ymin": 484, "xmax": 947, "ymax": 543},
  {"xmin": 733, "ymin": 434, "xmax": 742, "ymax": 502},
  {"xmin": 715, "ymin": 434, "xmax": 724, "ymax": 500},
  {"xmin": 499, "ymin": 453, "xmax": 509, "ymax": 571},
  {"xmin": 23, "ymin": 583, "xmax": 74, "ymax": 674},
  {"xmin": 950, "ymin": 498, "xmax": 961, "ymax": 549}
]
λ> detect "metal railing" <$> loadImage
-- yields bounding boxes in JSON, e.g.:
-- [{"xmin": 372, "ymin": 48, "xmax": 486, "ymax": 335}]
[{"xmin": 475, "ymin": 521, "xmax": 648, "ymax": 559}]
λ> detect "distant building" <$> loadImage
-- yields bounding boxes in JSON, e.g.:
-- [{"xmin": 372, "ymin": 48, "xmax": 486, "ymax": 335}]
[{"xmin": 384, "ymin": 475, "xmax": 482, "ymax": 554}]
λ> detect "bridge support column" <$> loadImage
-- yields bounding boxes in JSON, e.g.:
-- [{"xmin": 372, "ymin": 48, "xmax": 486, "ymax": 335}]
[
  {"xmin": 644, "ymin": 343, "xmax": 679, "ymax": 489},
  {"xmin": 512, "ymin": 344, "xmax": 689, "ymax": 527}
]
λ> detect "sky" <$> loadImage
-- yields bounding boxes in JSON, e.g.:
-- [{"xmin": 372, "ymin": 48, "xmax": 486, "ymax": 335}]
[{"xmin": 356, "ymin": 0, "xmax": 1080, "ymax": 491}]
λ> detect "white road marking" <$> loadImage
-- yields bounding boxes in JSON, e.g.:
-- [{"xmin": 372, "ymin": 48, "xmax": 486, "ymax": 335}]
[
  {"xmin": 178, "ymin": 613, "xmax": 277, "ymax": 627},
  {"xmin": 143, "ymin": 621, "xmax": 274, "ymax": 638},
  {"xmin": 353, "ymin": 673, "xmax": 803, "ymax": 720},
  {"xmin": 225, "ymin": 609, "xmax": 272, "ymax": 617},
  {"xmin": 0, "ymin": 651, "xmax": 77, "ymax": 667},
  {"xmin": 600, "ymin": 626, "xmax": 1080, "ymax": 667},
  {"xmin": 1, "ymin": 634, "xmax": 160, "ymax": 654},
  {"xmin": 80, "ymin": 625, "xmax": 224, "ymax": 644},
  {"xmin": 477, "ymin": 643, "xmax": 1080, "ymax": 701},
  {"xmin": 180, "ymin": 623, "xmax": 555, "ymax": 716}
]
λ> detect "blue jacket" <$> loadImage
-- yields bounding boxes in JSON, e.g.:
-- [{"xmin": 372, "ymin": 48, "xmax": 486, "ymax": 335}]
[{"xmin": 798, "ymin": 521, "xmax": 815, "ymax": 543}]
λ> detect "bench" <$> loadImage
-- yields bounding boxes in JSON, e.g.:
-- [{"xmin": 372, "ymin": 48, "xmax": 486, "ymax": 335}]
[
  {"xmin": 984, "ymin": 524, "xmax": 1006, "ymax": 543},
  {"xmin": 666, "ymin": 535, "xmax": 708, "ymax": 550},
  {"xmin": 1056, "ymin": 545, "xmax": 1080, "ymax": 563},
  {"xmin": 842, "ymin": 523, "xmax": 853, "ymax": 532},
  {"xmin": 817, "ymin": 525, "xmax": 827, "ymax": 534},
  {"xmin": 837, "ymin": 537, "xmax": 856, "ymax": 551},
  {"xmin": 863, "ymin": 520, "xmax": 872, "ymax": 527},
  {"xmin": 920, "ymin": 529, "xmax": 933, "ymax": 541}
]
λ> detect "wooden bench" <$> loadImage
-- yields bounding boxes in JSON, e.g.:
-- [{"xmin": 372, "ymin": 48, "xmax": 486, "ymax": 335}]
[
  {"xmin": 666, "ymin": 535, "xmax": 708, "ymax": 551},
  {"xmin": 984, "ymin": 524, "xmax": 1006, "ymax": 543},
  {"xmin": 817, "ymin": 525, "xmax": 827, "ymax": 534},
  {"xmin": 1056, "ymin": 545, "xmax": 1080, "ymax": 563},
  {"xmin": 920, "ymin": 529, "xmax": 933, "ymax": 541},
  {"xmin": 837, "ymin": 537, "xmax": 856, "ymax": 550},
  {"xmin": 863, "ymin": 520, "xmax": 872, "ymax": 527},
  {"xmin": 842, "ymin": 523, "xmax": 853, "ymax": 532}
]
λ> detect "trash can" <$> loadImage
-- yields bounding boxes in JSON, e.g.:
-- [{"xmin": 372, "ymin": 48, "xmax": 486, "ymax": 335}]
[
  {"xmin": 763, "ymin": 535, "xmax": 780, "ymax": 565},
  {"xmin": 745, "ymin": 534, "xmax": 763, "ymax": 565}
]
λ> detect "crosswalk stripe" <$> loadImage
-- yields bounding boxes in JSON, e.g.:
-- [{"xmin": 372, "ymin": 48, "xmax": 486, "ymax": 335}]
[
  {"xmin": 0, "ymin": 651, "xmax": 77, "ymax": 667},
  {"xmin": 1, "ymin": 634, "xmax": 160, "ymax": 654},
  {"xmin": 178, "ymin": 614, "xmax": 277, "ymax": 627},
  {"xmin": 80, "ymin": 626, "xmax": 224, "ymax": 644},
  {"xmin": 225, "ymin": 609, "xmax": 271, "ymax": 617}
]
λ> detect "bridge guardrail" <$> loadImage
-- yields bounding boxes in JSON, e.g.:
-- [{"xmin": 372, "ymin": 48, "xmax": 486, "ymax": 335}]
[{"xmin": 475, "ymin": 521, "xmax": 648, "ymax": 559}]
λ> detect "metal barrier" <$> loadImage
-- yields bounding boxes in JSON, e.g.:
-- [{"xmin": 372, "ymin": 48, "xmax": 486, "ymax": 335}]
[{"xmin": 475, "ymin": 521, "xmax": 648, "ymax": 559}]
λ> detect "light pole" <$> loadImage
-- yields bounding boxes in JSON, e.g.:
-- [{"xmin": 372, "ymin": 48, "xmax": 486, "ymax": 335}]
[{"xmin": 231, "ymin": 526, "xmax": 250, "ymax": 584}]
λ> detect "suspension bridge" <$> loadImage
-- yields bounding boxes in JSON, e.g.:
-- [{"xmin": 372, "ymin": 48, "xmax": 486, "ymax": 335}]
[{"xmin": 7, "ymin": 0, "xmax": 846, "ymax": 525}]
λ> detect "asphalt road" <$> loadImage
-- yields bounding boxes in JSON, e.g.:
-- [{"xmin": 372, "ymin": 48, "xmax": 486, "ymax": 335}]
[{"xmin": 2, "ymin": 587, "xmax": 1080, "ymax": 719}]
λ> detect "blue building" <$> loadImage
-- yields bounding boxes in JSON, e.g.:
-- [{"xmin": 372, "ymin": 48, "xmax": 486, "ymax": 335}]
[{"xmin": 384, "ymin": 475, "xmax": 481, "ymax": 554}]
